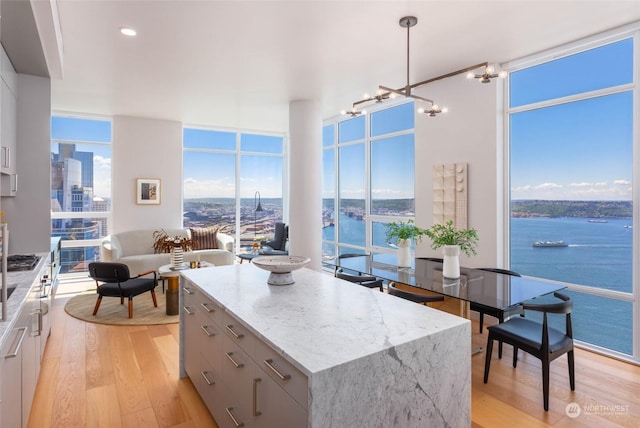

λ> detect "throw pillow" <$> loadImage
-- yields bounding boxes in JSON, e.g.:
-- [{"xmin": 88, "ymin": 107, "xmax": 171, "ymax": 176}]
[{"xmin": 190, "ymin": 227, "xmax": 218, "ymax": 250}]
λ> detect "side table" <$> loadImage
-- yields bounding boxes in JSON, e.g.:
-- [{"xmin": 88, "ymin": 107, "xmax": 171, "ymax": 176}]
[{"xmin": 158, "ymin": 262, "xmax": 212, "ymax": 315}]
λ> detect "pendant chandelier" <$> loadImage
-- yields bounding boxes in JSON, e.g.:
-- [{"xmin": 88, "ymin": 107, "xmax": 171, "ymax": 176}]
[{"xmin": 341, "ymin": 16, "xmax": 506, "ymax": 117}]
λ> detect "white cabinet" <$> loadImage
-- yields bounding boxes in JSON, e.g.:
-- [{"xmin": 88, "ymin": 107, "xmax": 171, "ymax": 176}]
[
  {"xmin": 1, "ymin": 307, "xmax": 27, "ymax": 428},
  {"xmin": 0, "ymin": 45, "xmax": 17, "ymax": 195},
  {"xmin": 0, "ymin": 262, "xmax": 50, "ymax": 428},
  {"xmin": 181, "ymin": 279, "xmax": 308, "ymax": 428}
]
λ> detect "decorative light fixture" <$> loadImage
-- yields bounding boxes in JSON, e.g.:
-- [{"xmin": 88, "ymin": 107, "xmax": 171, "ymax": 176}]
[
  {"xmin": 342, "ymin": 16, "xmax": 507, "ymax": 117},
  {"xmin": 254, "ymin": 191, "xmax": 263, "ymax": 236},
  {"xmin": 120, "ymin": 27, "xmax": 137, "ymax": 37},
  {"xmin": 466, "ymin": 65, "xmax": 508, "ymax": 83}
]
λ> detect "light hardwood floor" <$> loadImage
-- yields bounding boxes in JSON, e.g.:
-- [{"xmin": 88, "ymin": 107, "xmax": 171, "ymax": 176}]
[{"xmin": 28, "ymin": 280, "xmax": 640, "ymax": 427}]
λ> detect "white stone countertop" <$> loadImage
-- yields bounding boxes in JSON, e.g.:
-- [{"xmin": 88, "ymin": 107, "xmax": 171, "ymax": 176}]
[
  {"xmin": 0, "ymin": 252, "xmax": 49, "ymax": 346},
  {"xmin": 181, "ymin": 263, "xmax": 470, "ymax": 376}
]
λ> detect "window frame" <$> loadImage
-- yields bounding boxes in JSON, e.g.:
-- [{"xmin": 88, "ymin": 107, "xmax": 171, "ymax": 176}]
[
  {"xmin": 50, "ymin": 112, "xmax": 113, "ymax": 277},
  {"xmin": 182, "ymin": 125, "xmax": 288, "ymax": 249},
  {"xmin": 323, "ymin": 99, "xmax": 416, "ymax": 261},
  {"xmin": 503, "ymin": 24, "xmax": 640, "ymax": 362}
]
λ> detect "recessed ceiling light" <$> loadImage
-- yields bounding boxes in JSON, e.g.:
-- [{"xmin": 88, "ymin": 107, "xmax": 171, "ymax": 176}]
[{"xmin": 120, "ymin": 27, "xmax": 137, "ymax": 37}]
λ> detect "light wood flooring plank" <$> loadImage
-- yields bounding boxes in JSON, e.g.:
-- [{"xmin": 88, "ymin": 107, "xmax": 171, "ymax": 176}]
[
  {"xmin": 109, "ymin": 326, "xmax": 152, "ymax": 416},
  {"xmin": 86, "ymin": 384, "xmax": 124, "ymax": 428},
  {"xmin": 122, "ymin": 407, "xmax": 160, "ymax": 428},
  {"xmin": 86, "ymin": 322, "xmax": 116, "ymax": 389},
  {"xmin": 130, "ymin": 329, "xmax": 187, "ymax": 427},
  {"xmin": 50, "ymin": 315, "xmax": 87, "ymax": 427}
]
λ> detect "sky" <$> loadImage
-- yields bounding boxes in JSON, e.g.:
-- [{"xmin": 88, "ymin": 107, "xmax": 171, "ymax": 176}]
[{"xmin": 509, "ymin": 38, "xmax": 633, "ymax": 201}]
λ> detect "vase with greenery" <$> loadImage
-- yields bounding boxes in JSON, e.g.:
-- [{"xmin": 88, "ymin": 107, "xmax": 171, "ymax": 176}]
[
  {"xmin": 385, "ymin": 219, "xmax": 428, "ymax": 267},
  {"xmin": 425, "ymin": 220, "xmax": 479, "ymax": 278}
]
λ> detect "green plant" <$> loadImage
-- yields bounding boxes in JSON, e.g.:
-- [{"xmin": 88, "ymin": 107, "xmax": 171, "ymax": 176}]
[
  {"xmin": 425, "ymin": 220, "xmax": 479, "ymax": 257},
  {"xmin": 385, "ymin": 219, "xmax": 428, "ymax": 244}
]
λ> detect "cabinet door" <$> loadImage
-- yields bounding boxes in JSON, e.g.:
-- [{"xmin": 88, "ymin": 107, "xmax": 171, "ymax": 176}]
[
  {"xmin": 254, "ymin": 367, "xmax": 307, "ymax": 428},
  {"xmin": 1, "ymin": 325, "xmax": 26, "ymax": 428},
  {"xmin": 0, "ymin": 77, "xmax": 17, "ymax": 175},
  {"xmin": 182, "ymin": 299, "xmax": 201, "ymax": 381}
]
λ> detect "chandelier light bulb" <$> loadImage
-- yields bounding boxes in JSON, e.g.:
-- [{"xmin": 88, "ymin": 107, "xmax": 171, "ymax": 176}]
[
  {"xmin": 442, "ymin": 107, "xmax": 449, "ymax": 113},
  {"xmin": 486, "ymin": 65, "xmax": 495, "ymax": 74},
  {"xmin": 361, "ymin": 110, "xmax": 367, "ymax": 115},
  {"xmin": 432, "ymin": 104, "xmax": 439, "ymax": 111},
  {"xmin": 363, "ymin": 93, "xmax": 370, "ymax": 99},
  {"xmin": 340, "ymin": 110, "xmax": 346, "ymax": 115},
  {"xmin": 498, "ymin": 70, "xmax": 508, "ymax": 78},
  {"xmin": 417, "ymin": 107, "xmax": 425, "ymax": 114},
  {"xmin": 466, "ymin": 72, "xmax": 475, "ymax": 79},
  {"xmin": 120, "ymin": 27, "xmax": 137, "ymax": 37}
]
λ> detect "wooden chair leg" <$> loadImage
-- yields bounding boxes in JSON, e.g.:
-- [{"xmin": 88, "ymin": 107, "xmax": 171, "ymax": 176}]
[
  {"xmin": 483, "ymin": 332, "xmax": 494, "ymax": 383},
  {"xmin": 93, "ymin": 296, "xmax": 102, "ymax": 315},
  {"xmin": 128, "ymin": 297, "xmax": 133, "ymax": 318},
  {"xmin": 151, "ymin": 289, "xmax": 158, "ymax": 307},
  {"xmin": 513, "ymin": 347, "xmax": 519, "ymax": 368},
  {"xmin": 479, "ymin": 313, "xmax": 484, "ymax": 333},
  {"xmin": 121, "ymin": 296, "xmax": 124, "ymax": 305}
]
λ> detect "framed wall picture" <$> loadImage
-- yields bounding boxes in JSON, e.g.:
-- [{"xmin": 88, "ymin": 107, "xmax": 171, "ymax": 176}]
[{"xmin": 136, "ymin": 178, "xmax": 161, "ymax": 205}]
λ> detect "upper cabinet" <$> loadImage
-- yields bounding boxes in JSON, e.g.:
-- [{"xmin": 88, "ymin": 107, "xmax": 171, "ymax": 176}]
[{"xmin": 1, "ymin": 45, "xmax": 17, "ymax": 195}]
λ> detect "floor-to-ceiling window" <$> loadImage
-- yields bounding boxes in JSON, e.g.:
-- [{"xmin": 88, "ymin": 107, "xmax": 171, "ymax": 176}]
[
  {"xmin": 507, "ymin": 32, "xmax": 636, "ymax": 360},
  {"xmin": 183, "ymin": 127, "xmax": 285, "ymax": 250},
  {"xmin": 323, "ymin": 101, "xmax": 415, "ymax": 262},
  {"xmin": 50, "ymin": 114, "xmax": 112, "ymax": 274}
]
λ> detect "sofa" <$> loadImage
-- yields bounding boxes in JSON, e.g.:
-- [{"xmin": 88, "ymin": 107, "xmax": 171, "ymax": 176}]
[{"xmin": 100, "ymin": 228, "xmax": 235, "ymax": 276}]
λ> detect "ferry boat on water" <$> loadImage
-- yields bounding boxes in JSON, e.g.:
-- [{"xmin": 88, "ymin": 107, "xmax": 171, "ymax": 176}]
[
  {"xmin": 532, "ymin": 240, "xmax": 569, "ymax": 248},
  {"xmin": 588, "ymin": 219, "xmax": 608, "ymax": 223}
]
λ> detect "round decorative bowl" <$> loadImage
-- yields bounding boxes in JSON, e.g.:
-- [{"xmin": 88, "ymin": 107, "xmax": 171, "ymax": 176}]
[{"xmin": 251, "ymin": 255, "xmax": 311, "ymax": 285}]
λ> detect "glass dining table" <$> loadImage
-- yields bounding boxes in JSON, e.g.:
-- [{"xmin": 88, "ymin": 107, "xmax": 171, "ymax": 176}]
[{"xmin": 327, "ymin": 257, "xmax": 566, "ymax": 316}]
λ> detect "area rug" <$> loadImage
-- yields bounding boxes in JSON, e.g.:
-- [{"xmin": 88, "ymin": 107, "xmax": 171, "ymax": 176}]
[{"xmin": 64, "ymin": 291, "xmax": 179, "ymax": 326}]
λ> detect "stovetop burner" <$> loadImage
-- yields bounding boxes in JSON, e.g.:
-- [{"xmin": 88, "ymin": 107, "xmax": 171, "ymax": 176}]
[{"xmin": 3, "ymin": 254, "xmax": 41, "ymax": 272}]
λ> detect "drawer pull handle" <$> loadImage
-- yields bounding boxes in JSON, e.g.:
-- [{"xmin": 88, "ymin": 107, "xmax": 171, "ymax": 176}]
[
  {"xmin": 200, "ymin": 325, "xmax": 215, "ymax": 337},
  {"xmin": 225, "ymin": 352, "xmax": 244, "ymax": 368},
  {"xmin": 200, "ymin": 302, "xmax": 214, "ymax": 313},
  {"xmin": 183, "ymin": 287, "xmax": 194, "ymax": 295},
  {"xmin": 225, "ymin": 407, "xmax": 245, "ymax": 427},
  {"xmin": 225, "ymin": 324, "xmax": 244, "ymax": 339},
  {"xmin": 183, "ymin": 306, "xmax": 195, "ymax": 315},
  {"xmin": 201, "ymin": 371, "xmax": 215, "ymax": 385},
  {"xmin": 253, "ymin": 378, "xmax": 262, "ymax": 416},
  {"xmin": 4, "ymin": 327, "xmax": 27, "ymax": 359},
  {"xmin": 263, "ymin": 359, "xmax": 291, "ymax": 381}
]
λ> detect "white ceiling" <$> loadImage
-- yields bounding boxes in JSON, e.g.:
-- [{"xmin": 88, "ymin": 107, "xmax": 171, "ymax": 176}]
[{"xmin": 34, "ymin": 1, "xmax": 640, "ymax": 131}]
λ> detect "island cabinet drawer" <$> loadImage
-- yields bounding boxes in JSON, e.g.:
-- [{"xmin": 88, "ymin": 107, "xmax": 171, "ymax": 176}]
[
  {"xmin": 199, "ymin": 354, "xmax": 225, "ymax": 422},
  {"xmin": 196, "ymin": 311, "xmax": 223, "ymax": 371},
  {"xmin": 182, "ymin": 285, "xmax": 223, "ymax": 325},
  {"xmin": 254, "ymin": 339, "xmax": 308, "ymax": 409},
  {"xmin": 222, "ymin": 312, "xmax": 256, "ymax": 356},
  {"xmin": 221, "ymin": 335, "xmax": 255, "ymax": 406}
]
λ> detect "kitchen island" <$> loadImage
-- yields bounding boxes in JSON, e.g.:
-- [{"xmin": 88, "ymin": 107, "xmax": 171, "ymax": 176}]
[{"xmin": 180, "ymin": 264, "xmax": 470, "ymax": 427}]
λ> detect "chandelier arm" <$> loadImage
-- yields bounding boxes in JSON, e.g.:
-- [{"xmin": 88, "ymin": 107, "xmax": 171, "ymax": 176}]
[
  {"xmin": 408, "ymin": 62, "xmax": 489, "ymax": 90},
  {"xmin": 378, "ymin": 85, "xmax": 406, "ymax": 97}
]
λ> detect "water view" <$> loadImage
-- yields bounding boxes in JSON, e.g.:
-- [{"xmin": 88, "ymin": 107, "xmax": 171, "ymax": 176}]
[{"xmin": 323, "ymin": 201, "xmax": 633, "ymax": 355}]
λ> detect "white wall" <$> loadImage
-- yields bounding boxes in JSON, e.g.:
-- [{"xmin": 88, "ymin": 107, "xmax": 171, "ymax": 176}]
[
  {"xmin": 112, "ymin": 116, "xmax": 183, "ymax": 233},
  {"xmin": 2, "ymin": 74, "xmax": 51, "ymax": 254},
  {"xmin": 414, "ymin": 78, "xmax": 501, "ymax": 268}
]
